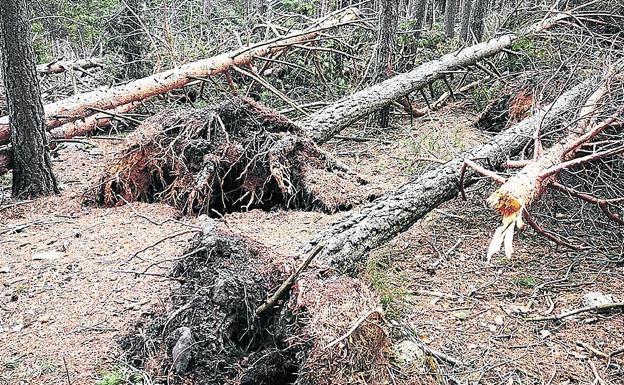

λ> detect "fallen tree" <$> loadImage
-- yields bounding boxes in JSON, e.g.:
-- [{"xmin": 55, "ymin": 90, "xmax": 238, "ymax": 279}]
[
  {"xmin": 299, "ymin": 13, "xmax": 569, "ymax": 143},
  {"xmin": 36, "ymin": 57, "xmax": 105, "ymax": 75},
  {"xmin": 0, "ymin": 8, "xmax": 359, "ymax": 145},
  {"xmin": 483, "ymin": 66, "xmax": 624, "ymax": 258},
  {"xmin": 301, "ymin": 80, "xmax": 593, "ymax": 272}
]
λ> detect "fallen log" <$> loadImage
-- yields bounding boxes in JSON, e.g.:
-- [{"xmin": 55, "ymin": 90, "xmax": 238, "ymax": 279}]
[
  {"xmin": 48, "ymin": 102, "xmax": 140, "ymax": 139},
  {"xmin": 0, "ymin": 9, "xmax": 359, "ymax": 145},
  {"xmin": 302, "ymin": 81, "xmax": 593, "ymax": 272},
  {"xmin": 36, "ymin": 57, "xmax": 105, "ymax": 75},
  {"xmin": 299, "ymin": 13, "xmax": 569, "ymax": 144}
]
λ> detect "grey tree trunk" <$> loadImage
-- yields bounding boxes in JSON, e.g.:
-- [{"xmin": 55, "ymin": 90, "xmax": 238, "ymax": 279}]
[
  {"xmin": 469, "ymin": 0, "xmax": 488, "ymax": 42},
  {"xmin": 0, "ymin": 0, "xmax": 58, "ymax": 197},
  {"xmin": 444, "ymin": 0, "xmax": 457, "ymax": 37},
  {"xmin": 411, "ymin": 0, "xmax": 427, "ymax": 38},
  {"xmin": 459, "ymin": 0, "xmax": 473, "ymax": 41},
  {"xmin": 303, "ymin": 81, "xmax": 593, "ymax": 272},
  {"xmin": 374, "ymin": 0, "xmax": 399, "ymax": 128},
  {"xmin": 118, "ymin": 0, "xmax": 150, "ymax": 79}
]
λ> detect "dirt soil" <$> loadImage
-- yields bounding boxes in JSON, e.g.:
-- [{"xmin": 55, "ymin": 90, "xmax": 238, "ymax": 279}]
[{"xmin": 1, "ymin": 105, "xmax": 623, "ymax": 385}]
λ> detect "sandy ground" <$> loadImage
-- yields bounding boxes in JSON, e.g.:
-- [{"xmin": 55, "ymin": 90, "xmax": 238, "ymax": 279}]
[{"xmin": 1, "ymin": 106, "xmax": 623, "ymax": 385}]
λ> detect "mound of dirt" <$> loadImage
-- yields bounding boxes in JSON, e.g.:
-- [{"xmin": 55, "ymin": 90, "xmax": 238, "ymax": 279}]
[
  {"xmin": 121, "ymin": 221, "xmax": 390, "ymax": 385},
  {"xmin": 91, "ymin": 97, "xmax": 370, "ymax": 215}
]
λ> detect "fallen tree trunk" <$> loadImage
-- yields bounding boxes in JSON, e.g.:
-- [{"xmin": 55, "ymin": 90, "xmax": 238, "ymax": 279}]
[
  {"xmin": 299, "ymin": 14, "xmax": 569, "ymax": 144},
  {"xmin": 0, "ymin": 9, "xmax": 358, "ymax": 145},
  {"xmin": 36, "ymin": 57, "xmax": 105, "ymax": 75},
  {"xmin": 48, "ymin": 102, "xmax": 140, "ymax": 139},
  {"xmin": 303, "ymin": 81, "xmax": 593, "ymax": 272}
]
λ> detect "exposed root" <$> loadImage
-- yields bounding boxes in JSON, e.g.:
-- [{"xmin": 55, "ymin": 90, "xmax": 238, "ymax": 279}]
[{"xmin": 90, "ymin": 97, "xmax": 368, "ymax": 215}]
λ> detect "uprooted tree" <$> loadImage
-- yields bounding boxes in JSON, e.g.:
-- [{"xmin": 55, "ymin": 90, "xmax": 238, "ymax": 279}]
[{"xmin": 91, "ymin": 97, "xmax": 371, "ymax": 215}]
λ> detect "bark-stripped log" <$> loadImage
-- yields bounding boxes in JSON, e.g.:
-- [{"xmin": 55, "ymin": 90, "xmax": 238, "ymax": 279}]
[
  {"xmin": 299, "ymin": 14, "xmax": 569, "ymax": 144},
  {"xmin": 48, "ymin": 102, "xmax": 140, "ymax": 139},
  {"xmin": 0, "ymin": 9, "xmax": 358, "ymax": 144},
  {"xmin": 36, "ymin": 58, "xmax": 105, "ymax": 75},
  {"xmin": 303, "ymin": 81, "xmax": 592, "ymax": 272}
]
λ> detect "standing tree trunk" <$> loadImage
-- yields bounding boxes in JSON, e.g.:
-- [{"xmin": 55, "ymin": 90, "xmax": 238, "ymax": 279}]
[
  {"xmin": 469, "ymin": 0, "xmax": 488, "ymax": 42},
  {"xmin": 444, "ymin": 0, "xmax": 457, "ymax": 37},
  {"xmin": 0, "ymin": 0, "xmax": 58, "ymax": 197},
  {"xmin": 459, "ymin": 0, "xmax": 473, "ymax": 41},
  {"xmin": 118, "ymin": 0, "xmax": 151, "ymax": 79},
  {"xmin": 374, "ymin": 0, "xmax": 399, "ymax": 128},
  {"xmin": 411, "ymin": 0, "xmax": 427, "ymax": 38}
]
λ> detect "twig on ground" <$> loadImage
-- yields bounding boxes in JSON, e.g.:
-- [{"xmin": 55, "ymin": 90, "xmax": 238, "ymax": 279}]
[
  {"xmin": 527, "ymin": 302, "xmax": 624, "ymax": 321},
  {"xmin": 255, "ymin": 242, "xmax": 325, "ymax": 316}
]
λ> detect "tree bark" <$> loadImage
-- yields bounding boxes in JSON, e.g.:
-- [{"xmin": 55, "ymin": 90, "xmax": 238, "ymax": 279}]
[
  {"xmin": 0, "ymin": 9, "xmax": 358, "ymax": 145},
  {"xmin": 374, "ymin": 0, "xmax": 399, "ymax": 128},
  {"xmin": 299, "ymin": 14, "xmax": 569, "ymax": 144},
  {"xmin": 117, "ymin": 0, "xmax": 150, "ymax": 79},
  {"xmin": 468, "ymin": 0, "xmax": 488, "ymax": 42},
  {"xmin": 411, "ymin": 0, "xmax": 427, "ymax": 38},
  {"xmin": 444, "ymin": 0, "xmax": 457, "ymax": 38},
  {"xmin": 459, "ymin": 0, "xmax": 473, "ymax": 41},
  {"xmin": 0, "ymin": 0, "xmax": 58, "ymax": 197},
  {"xmin": 302, "ymin": 81, "xmax": 592, "ymax": 272}
]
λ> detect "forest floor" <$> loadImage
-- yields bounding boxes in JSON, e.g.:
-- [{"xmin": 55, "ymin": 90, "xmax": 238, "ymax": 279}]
[{"xmin": 1, "ymin": 104, "xmax": 623, "ymax": 385}]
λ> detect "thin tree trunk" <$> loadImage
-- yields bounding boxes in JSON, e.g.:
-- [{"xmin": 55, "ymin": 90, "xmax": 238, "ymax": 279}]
[
  {"xmin": 412, "ymin": 0, "xmax": 427, "ymax": 38},
  {"xmin": 374, "ymin": 0, "xmax": 399, "ymax": 128},
  {"xmin": 303, "ymin": 81, "xmax": 593, "ymax": 271},
  {"xmin": 0, "ymin": 0, "xmax": 58, "ymax": 197},
  {"xmin": 459, "ymin": 0, "xmax": 473, "ymax": 41},
  {"xmin": 444, "ymin": 0, "xmax": 457, "ymax": 38},
  {"xmin": 469, "ymin": 0, "xmax": 488, "ymax": 42},
  {"xmin": 118, "ymin": 0, "xmax": 150, "ymax": 79}
]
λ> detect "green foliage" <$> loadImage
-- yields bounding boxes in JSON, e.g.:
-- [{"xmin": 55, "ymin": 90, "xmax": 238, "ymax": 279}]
[
  {"xmin": 280, "ymin": 0, "xmax": 315, "ymax": 15},
  {"xmin": 32, "ymin": 0, "xmax": 120, "ymax": 61},
  {"xmin": 516, "ymin": 275, "xmax": 537, "ymax": 288},
  {"xmin": 507, "ymin": 37, "xmax": 549, "ymax": 71},
  {"xmin": 96, "ymin": 367, "xmax": 143, "ymax": 385},
  {"xmin": 364, "ymin": 254, "xmax": 408, "ymax": 318},
  {"xmin": 471, "ymin": 82, "xmax": 501, "ymax": 111}
]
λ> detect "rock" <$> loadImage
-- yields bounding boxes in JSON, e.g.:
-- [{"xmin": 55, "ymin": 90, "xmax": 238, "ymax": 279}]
[
  {"xmin": 394, "ymin": 340, "xmax": 425, "ymax": 367},
  {"xmin": 494, "ymin": 315, "xmax": 505, "ymax": 326},
  {"xmin": 0, "ymin": 266, "xmax": 10, "ymax": 273},
  {"xmin": 172, "ymin": 327, "xmax": 194, "ymax": 374},
  {"xmin": 582, "ymin": 292, "xmax": 614, "ymax": 308},
  {"xmin": 32, "ymin": 251, "xmax": 65, "ymax": 261}
]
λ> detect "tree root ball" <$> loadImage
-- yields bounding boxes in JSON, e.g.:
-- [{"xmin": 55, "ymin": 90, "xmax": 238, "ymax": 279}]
[
  {"xmin": 90, "ymin": 97, "xmax": 371, "ymax": 215},
  {"xmin": 121, "ymin": 225, "xmax": 391, "ymax": 385}
]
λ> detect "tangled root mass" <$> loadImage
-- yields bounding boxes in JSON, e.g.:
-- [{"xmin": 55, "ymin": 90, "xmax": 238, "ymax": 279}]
[{"xmin": 92, "ymin": 97, "xmax": 367, "ymax": 215}]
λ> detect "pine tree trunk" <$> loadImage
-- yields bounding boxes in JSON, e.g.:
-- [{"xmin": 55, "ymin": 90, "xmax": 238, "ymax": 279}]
[
  {"xmin": 303, "ymin": 82, "xmax": 593, "ymax": 272},
  {"xmin": 459, "ymin": 0, "xmax": 473, "ymax": 41},
  {"xmin": 374, "ymin": 0, "xmax": 399, "ymax": 128},
  {"xmin": 444, "ymin": 0, "xmax": 457, "ymax": 37},
  {"xmin": 118, "ymin": 0, "xmax": 150, "ymax": 79},
  {"xmin": 469, "ymin": 0, "xmax": 488, "ymax": 42},
  {"xmin": 411, "ymin": 0, "xmax": 427, "ymax": 38},
  {"xmin": 0, "ymin": 0, "xmax": 58, "ymax": 197}
]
